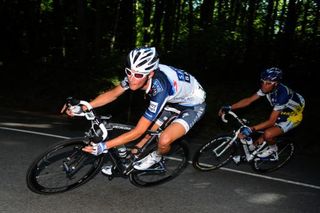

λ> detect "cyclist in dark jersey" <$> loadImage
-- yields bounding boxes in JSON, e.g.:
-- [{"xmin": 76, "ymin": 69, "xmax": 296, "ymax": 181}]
[
  {"xmin": 76, "ymin": 47, "xmax": 206, "ymax": 173},
  {"xmin": 219, "ymin": 67, "xmax": 305, "ymax": 159}
]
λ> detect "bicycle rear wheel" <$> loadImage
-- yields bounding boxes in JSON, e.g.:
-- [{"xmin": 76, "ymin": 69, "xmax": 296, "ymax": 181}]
[
  {"xmin": 129, "ymin": 139, "xmax": 189, "ymax": 187},
  {"xmin": 26, "ymin": 138, "xmax": 104, "ymax": 194},
  {"xmin": 192, "ymin": 135, "xmax": 235, "ymax": 171},
  {"xmin": 252, "ymin": 139, "xmax": 294, "ymax": 173}
]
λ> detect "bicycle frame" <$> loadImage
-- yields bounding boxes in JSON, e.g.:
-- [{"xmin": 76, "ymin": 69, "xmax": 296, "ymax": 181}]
[
  {"xmin": 221, "ymin": 111, "xmax": 267, "ymax": 163},
  {"xmin": 106, "ymin": 107, "xmax": 181, "ymax": 176},
  {"xmin": 26, "ymin": 99, "xmax": 189, "ymax": 194},
  {"xmin": 70, "ymin": 100, "xmax": 182, "ymax": 178},
  {"xmin": 193, "ymin": 110, "xmax": 295, "ymax": 173}
]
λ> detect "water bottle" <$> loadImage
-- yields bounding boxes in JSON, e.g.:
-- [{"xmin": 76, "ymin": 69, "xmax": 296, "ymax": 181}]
[
  {"xmin": 240, "ymin": 136, "xmax": 253, "ymax": 149},
  {"xmin": 117, "ymin": 145, "xmax": 131, "ymax": 168},
  {"xmin": 245, "ymin": 137, "xmax": 256, "ymax": 151},
  {"xmin": 117, "ymin": 145, "xmax": 128, "ymax": 159},
  {"xmin": 245, "ymin": 137, "xmax": 253, "ymax": 145}
]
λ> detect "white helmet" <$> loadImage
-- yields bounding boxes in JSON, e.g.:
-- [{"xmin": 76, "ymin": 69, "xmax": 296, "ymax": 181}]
[{"xmin": 126, "ymin": 47, "xmax": 159, "ymax": 74}]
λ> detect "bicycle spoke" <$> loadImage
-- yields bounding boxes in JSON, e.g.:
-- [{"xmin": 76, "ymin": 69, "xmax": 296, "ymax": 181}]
[
  {"xmin": 252, "ymin": 142, "xmax": 294, "ymax": 172},
  {"xmin": 192, "ymin": 136, "xmax": 234, "ymax": 171},
  {"xmin": 26, "ymin": 138, "xmax": 104, "ymax": 194},
  {"xmin": 129, "ymin": 141, "xmax": 188, "ymax": 187}
]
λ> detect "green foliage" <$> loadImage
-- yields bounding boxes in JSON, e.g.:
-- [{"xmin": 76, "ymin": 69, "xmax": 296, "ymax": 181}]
[
  {"xmin": 1, "ymin": 0, "xmax": 319, "ymax": 111},
  {"xmin": 40, "ymin": 0, "xmax": 53, "ymax": 13}
]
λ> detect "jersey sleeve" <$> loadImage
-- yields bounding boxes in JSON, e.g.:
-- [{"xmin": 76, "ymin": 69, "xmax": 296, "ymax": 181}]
[
  {"xmin": 273, "ymin": 87, "xmax": 290, "ymax": 111},
  {"xmin": 256, "ymin": 89, "xmax": 265, "ymax": 96},
  {"xmin": 143, "ymin": 79, "xmax": 170, "ymax": 121}
]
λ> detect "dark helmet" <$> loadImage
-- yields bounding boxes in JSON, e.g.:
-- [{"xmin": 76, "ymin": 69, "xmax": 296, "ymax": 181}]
[
  {"xmin": 126, "ymin": 47, "xmax": 159, "ymax": 74},
  {"xmin": 260, "ymin": 67, "xmax": 283, "ymax": 82}
]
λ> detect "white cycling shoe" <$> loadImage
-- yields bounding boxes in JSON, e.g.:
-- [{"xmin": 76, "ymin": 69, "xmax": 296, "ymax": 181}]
[
  {"xmin": 257, "ymin": 144, "xmax": 278, "ymax": 159},
  {"xmin": 133, "ymin": 151, "xmax": 162, "ymax": 170},
  {"xmin": 101, "ymin": 165, "xmax": 113, "ymax": 176}
]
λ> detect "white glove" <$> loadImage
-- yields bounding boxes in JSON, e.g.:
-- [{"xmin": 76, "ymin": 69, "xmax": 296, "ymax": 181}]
[
  {"xmin": 69, "ymin": 105, "xmax": 83, "ymax": 114},
  {"xmin": 91, "ymin": 142, "xmax": 108, "ymax": 156}
]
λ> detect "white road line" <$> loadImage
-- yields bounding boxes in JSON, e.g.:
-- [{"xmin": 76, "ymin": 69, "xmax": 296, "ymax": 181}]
[
  {"xmin": 0, "ymin": 126, "xmax": 70, "ymax": 139},
  {"xmin": 220, "ymin": 167, "xmax": 320, "ymax": 190},
  {"xmin": 1, "ymin": 126, "xmax": 320, "ymax": 190},
  {"xmin": 187, "ymin": 159, "xmax": 320, "ymax": 191}
]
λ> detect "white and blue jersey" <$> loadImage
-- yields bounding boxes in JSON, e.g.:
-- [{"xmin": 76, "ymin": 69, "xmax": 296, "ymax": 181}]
[
  {"xmin": 257, "ymin": 83, "xmax": 305, "ymax": 132},
  {"xmin": 121, "ymin": 64, "xmax": 206, "ymax": 124}
]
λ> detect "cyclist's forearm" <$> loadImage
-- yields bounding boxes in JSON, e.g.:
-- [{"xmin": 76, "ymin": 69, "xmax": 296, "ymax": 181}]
[
  {"xmin": 231, "ymin": 94, "xmax": 259, "ymax": 110},
  {"xmin": 253, "ymin": 111, "xmax": 279, "ymax": 131},
  {"xmin": 231, "ymin": 98, "xmax": 251, "ymax": 110},
  {"xmin": 90, "ymin": 94, "xmax": 117, "ymax": 108},
  {"xmin": 90, "ymin": 86, "xmax": 124, "ymax": 108},
  {"xmin": 105, "ymin": 129, "xmax": 144, "ymax": 149},
  {"xmin": 105, "ymin": 116, "xmax": 151, "ymax": 149},
  {"xmin": 251, "ymin": 120, "xmax": 275, "ymax": 131}
]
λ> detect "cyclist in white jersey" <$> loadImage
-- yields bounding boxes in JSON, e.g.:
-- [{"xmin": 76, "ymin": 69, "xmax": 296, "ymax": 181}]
[
  {"xmin": 69, "ymin": 47, "xmax": 206, "ymax": 173},
  {"xmin": 218, "ymin": 67, "xmax": 305, "ymax": 159}
]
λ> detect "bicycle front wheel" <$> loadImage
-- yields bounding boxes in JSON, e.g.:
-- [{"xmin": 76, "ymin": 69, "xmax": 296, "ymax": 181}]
[
  {"xmin": 192, "ymin": 135, "xmax": 235, "ymax": 171},
  {"xmin": 129, "ymin": 139, "xmax": 189, "ymax": 187},
  {"xmin": 26, "ymin": 138, "xmax": 104, "ymax": 194},
  {"xmin": 252, "ymin": 139, "xmax": 294, "ymax": 173}
]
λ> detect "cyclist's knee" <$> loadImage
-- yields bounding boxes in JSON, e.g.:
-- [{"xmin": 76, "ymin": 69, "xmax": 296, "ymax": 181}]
[
  {"xmin": 263, "ymin": 127, "xmax": 283, "ymax": 141},
  {"xmin": 263, "ymin": 131, "xmax": 273, "ymax": 141},
  {"xmin": 158, "ymin": 144, "xmax": 171, "ymax": 154},
  {"xmin": 255, "ymin": 137, "xmax": 265, "ymax": 145},
  {"xmin": 158, "ymin": 132, "xmax": 173, "ymax": 147}
]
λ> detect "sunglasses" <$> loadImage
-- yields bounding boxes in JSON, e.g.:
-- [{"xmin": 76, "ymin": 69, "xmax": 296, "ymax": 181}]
[
  {"xmin": 125, "ymin": 68, "xmax": 148, "ymax": 79},
  {"xmin": 260, "ymin": 79, "xmax": 276, "ymax": 85}
]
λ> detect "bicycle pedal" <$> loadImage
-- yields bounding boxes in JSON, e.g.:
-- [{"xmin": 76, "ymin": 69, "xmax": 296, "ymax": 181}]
[
  {"xmin": 269, "ymin": 155, "xmax": 279, "ymax": 161},
  {"xmin": 124, "ymin": 167, "xmax": 134, "ymax": 175},
  {"xmin": 232, "ymin": 155, "xmax": 241, "ymax": 164},
  {"xmin": 255, "ymin": 155, "xmax": 278, "ymax": 162}
]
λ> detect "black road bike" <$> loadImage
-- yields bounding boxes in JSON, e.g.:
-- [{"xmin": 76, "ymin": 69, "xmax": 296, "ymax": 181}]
[
  {"xmin": 192, "ymin": 110, "xmax": 294, "ymax": 173},
  {"xmin": 26, "ymin": 98, "xmax": 189, "ymax": 194}
]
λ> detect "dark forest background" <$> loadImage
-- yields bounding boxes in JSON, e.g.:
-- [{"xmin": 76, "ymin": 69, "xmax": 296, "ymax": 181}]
[{"xmin": 0, "ymin": 0, "xmax": 319, "ymax": 153}]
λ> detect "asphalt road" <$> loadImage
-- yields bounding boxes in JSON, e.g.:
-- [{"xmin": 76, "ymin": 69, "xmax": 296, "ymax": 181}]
[{"xmin": 0, "ymin": 109, "xmax": 319, "ymax": 213}]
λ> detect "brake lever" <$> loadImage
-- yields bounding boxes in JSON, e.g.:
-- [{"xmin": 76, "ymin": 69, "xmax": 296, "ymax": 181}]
[
  {"xmin": 60, "ymin": 104, "xmax": 68, "ymax": 114},
  {"xmin": 221, "ymin": 113, "xmax": 228, "ymax": 123}
]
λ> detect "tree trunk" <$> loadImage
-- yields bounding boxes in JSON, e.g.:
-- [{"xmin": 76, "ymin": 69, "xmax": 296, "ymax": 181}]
[
  {"xmin": 271, "ymin": 0, "xmax": 279, "ymax": 35},
  {"xmin": 284, "ymin": 0, "xmax": 298, "ymax": 38},
  {"xmin": 278, "ymin": 0, "xmax": 288, "ymax": 33},
  {"xmin": 173, "ymin": 0, "xmax": 182, "ymax": 49},
  {"xmin": 300, "ymin": 1, "xmax": 310, "ymax": 38},
  {"xmin": 239, "ymin": 0, "xmax": 248, "ymax": 29},
  {"xmin": 313, "ymin": 0, "xmax": 320, "ymax": 39},
  {"xmin": 264, "ymin": 0, "xmax": 275, "ymax": 41},
  {"xmin": 153, "ymin": 0, "xmax": 164, "ymax": 46},
  {"xmin": 93, "ymin": 0, "xmax": 103, "ymax": 64},
  {"xmin": 143, "ymin": 0, "xmax": 152, "ymax": 44},
  {"xmin": 244, "ymin": 0, "xmax": 259, "ymax": 69},
  {"xmin": 76, "ymin": 0, "xmax": 87, "ymax": 68},
  {"xmin": 115, "ymin": 0, "xmax": 134, "ymax": 51},
  {"xmin": 188, "ymin": 0, "xmax": 194, "ymax": 42},
  {"xmin": 279, "ymin": 0, "xmax": 299, "ymax": 66},
  {"xmin": 163, "ymin": 0, "xmax": 175, "ymax": 51},
  {"xmin": 200, "ymin": 0, "xmax": 215, "ymax": 29},
  {"xmin": 231, "ymin": 0, "xmax": 241, "ymax": 29}
]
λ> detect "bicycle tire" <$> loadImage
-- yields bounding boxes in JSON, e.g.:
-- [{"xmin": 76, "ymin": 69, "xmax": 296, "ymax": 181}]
[
  {"xmin": 192, "ymin": 135, "xmax": 236, "ymax": 171},
  {"xmin": 252, "ymin": 139, "xmax": 294, "ymax": 173},
  {"xmin": 129, "ymin": 139, "xmax": 189, "ymax": 187},
  {"xmin": 26, "ymin": 137, "xmax": 104, "ymax": 194}
]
